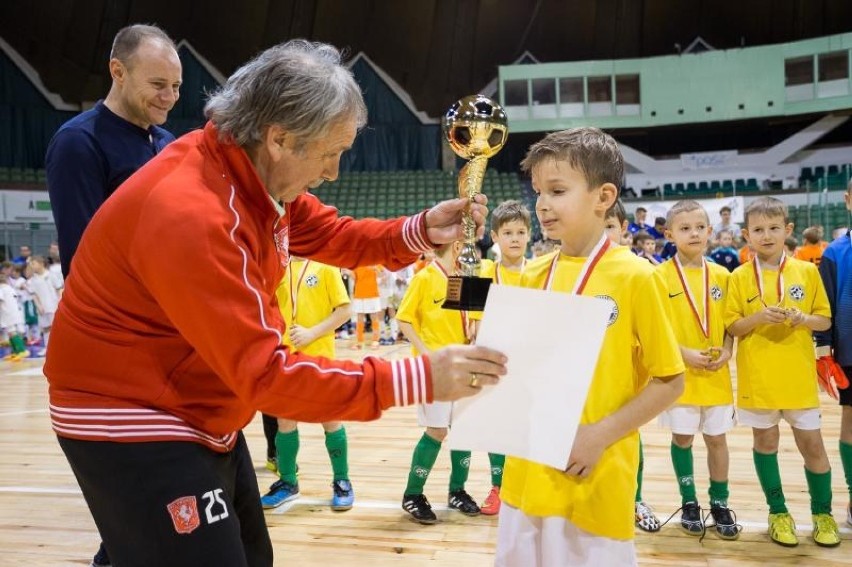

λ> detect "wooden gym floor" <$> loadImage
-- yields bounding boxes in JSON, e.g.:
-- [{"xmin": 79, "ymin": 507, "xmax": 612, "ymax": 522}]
[{"xmin": 2, "ymin": 342, "xmax": 851, "ymax": 566}]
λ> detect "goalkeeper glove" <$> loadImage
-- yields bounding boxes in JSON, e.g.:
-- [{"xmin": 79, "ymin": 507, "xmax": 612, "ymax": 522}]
[{"xmin": 816, "ymin": 350, "xmax": 850, "ymax": 401}]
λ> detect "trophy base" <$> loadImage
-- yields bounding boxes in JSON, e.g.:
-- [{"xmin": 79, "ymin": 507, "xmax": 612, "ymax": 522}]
[{"xmin": 442, "ymin": 275, "xmax": 492, "ymax": 312}]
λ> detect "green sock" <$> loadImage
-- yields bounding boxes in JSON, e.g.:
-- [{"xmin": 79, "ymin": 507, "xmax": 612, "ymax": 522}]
[
  {"xmin": 324, "ymin": 427, "xmax": 349, "ymax": 481},
  {"xmin": 708, "ymin": 479, "xmax": 729, "ymax": 507},
  {"xmin": 449, "ymin": 450, "xmax": 471, "ymax": 492},
  {"xmin": 9, "ymin": 335, "xmax": 25, "ymax": 354},
  {"xmin": 805, "ymin": 467, "xmax": 832, "ymax": 515},
  {"xmin": 404, "ymin": 433, "xmax": 442, "ymax": 495},
  {"xmin": 636, "ymin": 438, "xmax": 645, "ymax": 502},
  {"xmin": 488, "ymin": 453, "xmax": 505, "ymax": 487},
  {"xmin": 840, "ymin": 441, "xmax": 852, "ymax": 500},
  {"xmin": 275, "ymin": 429, "xmax": 300, "ymax": 485},
  {"xmin": 753, "ymin": 450, "xmax": 787, "ymax": 514},
  {"xmin": 671, "ymin": 443, "xmax": 697, "ymax": 504}
]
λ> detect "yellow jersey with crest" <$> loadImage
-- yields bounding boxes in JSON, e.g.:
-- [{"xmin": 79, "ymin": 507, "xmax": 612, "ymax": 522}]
[
  {"xmin": 275, "ymin": 260, "xmax": 350, "ymax": 359},
  {"xmin": 396, "ymin": 262, "xmax": 468, "ymax": 354},
  {"xmin": 657, "ymin": 259, "xmax": 733, "ymax": 406},
  {"xmin": 501, "ymin": 247, "xmax": 684, "ymax": 541},
  {"xmin": 724, "ymin": 257, "xmax": 830, "ymax": 409}
]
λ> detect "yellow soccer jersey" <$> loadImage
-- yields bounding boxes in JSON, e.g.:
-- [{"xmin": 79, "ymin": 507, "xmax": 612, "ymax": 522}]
[
  {"xmin": 658, "ymin": 259, "xmax": 733, "ymax": 406},
  {"xmin": 396, "ymin": 262, "xmax": 468, "ymax": 354},
  {"xmin": 724, "ymin": 257, "xmax": 831, "ymax": 410},
  {"xmin": 480, "ymin": 258, "xmax": 525, "ymax": 287},
  {"xmin": 501, "ymin": 247, "xmax": 684, "ymax": 541},
  {"xmin": 275, "ymin": 260, "xmax": 350, "ymax": 359},
  {"xmin": 473, "ymin": 258, "xmax": 526, "ymax": 323}
]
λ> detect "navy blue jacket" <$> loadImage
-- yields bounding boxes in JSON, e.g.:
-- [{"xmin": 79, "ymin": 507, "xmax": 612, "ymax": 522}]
[
  {"xmin": 45, "ymin": 101, "xmax": 174, "ymax": 276},
  {"xmin": 816, "ymin": 230, "xmax": 852, "ymax": 367}
]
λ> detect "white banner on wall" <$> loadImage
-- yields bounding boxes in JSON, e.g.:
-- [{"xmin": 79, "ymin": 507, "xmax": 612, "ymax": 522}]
[
  {"xmin": 644, "ymin": 196, "xmax": 744, "ymax": 227},
  {"xmin": 680, "ymin": 149, "xmax": 739, "ymax": 170},
  {"xmin": 0, "ymin": 191, "xmax": 54, "ymax": 223}
]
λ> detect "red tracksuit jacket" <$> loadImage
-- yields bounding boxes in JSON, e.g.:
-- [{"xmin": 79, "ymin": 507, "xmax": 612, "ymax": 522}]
[{"xmin": 45, "ymin": 122, "xmax": 434, "ymax": 452}]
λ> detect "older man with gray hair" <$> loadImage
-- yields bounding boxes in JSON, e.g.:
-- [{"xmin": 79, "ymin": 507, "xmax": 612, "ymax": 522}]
[{"xmin": 45, "ymin": 40, "xmax": 506, "ymax": 566}]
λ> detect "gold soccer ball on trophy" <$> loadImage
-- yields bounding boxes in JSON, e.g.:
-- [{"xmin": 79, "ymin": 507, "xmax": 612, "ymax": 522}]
[{"xmin": 442, "ymin": 95, "xmax": 508, "ymax": 160}]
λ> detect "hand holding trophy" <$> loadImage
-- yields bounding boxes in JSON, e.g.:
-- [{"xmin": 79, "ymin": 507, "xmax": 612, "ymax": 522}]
[{"xmin": 441, "ymin": 95, "xmax": 508, "ymax": 311}]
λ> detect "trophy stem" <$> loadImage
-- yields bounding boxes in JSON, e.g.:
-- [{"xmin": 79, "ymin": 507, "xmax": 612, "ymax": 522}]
[{"xmin": 458, "ymin": 156, "xmax": 488, "ymax": 277}]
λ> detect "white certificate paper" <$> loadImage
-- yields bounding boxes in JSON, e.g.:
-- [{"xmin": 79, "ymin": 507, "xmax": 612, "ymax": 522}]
[{"xmin": 446, "ymin": 284, "xmax": 611, "ymax": 470}]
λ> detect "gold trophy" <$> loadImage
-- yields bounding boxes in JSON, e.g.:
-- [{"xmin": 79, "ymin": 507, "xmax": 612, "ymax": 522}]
[{"xmin": 441, "ymin": 94, "xmax": 508, "ymax": 311}]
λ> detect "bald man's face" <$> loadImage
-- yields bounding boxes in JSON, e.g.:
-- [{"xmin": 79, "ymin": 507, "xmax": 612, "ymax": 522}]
[{"xmin": 111, "ymin": 39, "xmax": 182, "ymax": 129}]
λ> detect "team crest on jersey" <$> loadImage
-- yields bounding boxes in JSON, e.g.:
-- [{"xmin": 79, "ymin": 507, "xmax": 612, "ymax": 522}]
[
  {"xmin": 594, "ymin": 294, "xmax": 619, "ymax": 326},
  {"xmin": 166, "ymin": 496, "xmax": 201, "ymax": 534},
  {"xmin": 710, "ymin": 285, "xmax": 723, "ymax": 301},
  {"xmin": 273, "ymin": 223, "xmax": 290, "ymax": 268},
  {"xmin": 305, "ymin": 274, "xmax": 319, "ymax": 288},
  {"xmin": 788, "ymin": 284, "xmax": 805, "ymax": 301}
]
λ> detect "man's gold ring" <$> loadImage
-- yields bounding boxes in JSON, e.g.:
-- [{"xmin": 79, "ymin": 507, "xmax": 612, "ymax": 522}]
[{"xmin": 469, "ymin": 373, "xmax": 480, "ymax": 388}]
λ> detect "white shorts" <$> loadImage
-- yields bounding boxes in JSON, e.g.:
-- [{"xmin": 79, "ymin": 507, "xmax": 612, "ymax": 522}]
[
  {"xmin": 417, "ymin": 401, "xmax": 453, "ymax": 428},
  {"xmin": 352, "ymin": 297, "xmax": 382, "ymax": 314},
  {"xmin": 495, "ymin": 503, "xmax": 637, "ymax": 567},
  {"xmin": 658, "ymin": 404, "xmax": 735, "ymax": 436},
  {"xmin": 38, "ymin": 311, "xmax": 55, "ymax": 329},
  {"xmin": 737, "ymin": 408, "xmax": 821, "ymax": 430}
]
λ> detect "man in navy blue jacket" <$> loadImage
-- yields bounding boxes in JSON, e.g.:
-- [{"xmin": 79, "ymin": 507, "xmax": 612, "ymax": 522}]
[
  {"xmin": 44, "ymin": 23, "xmax": 182, "ymax": 567},
  {"xmin": 46, "ymin": 24, "xmax": 182, "ymax": 277},
  {"xmin": 816, "ymin": 179, "xmax": 852, "ymax": 527}
]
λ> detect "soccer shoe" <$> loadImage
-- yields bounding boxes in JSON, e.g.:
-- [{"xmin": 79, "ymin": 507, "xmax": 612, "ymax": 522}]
[
  {"xmin": 767, "ymin": 512, "xmax": 798, "ymax": 547},
  {"xmin": 402, "ymin": 493, "xmax": 438, "ymax": 525},
  {"xmin": 480, "ymin": 485, "xmax": 501, "ymax": 516},
  {"xmin": 448, "ymin": 489, "xmax": 481, "ymax": 516},
  {"xmin": 265, "ymin": 457, "xmax": 277, "ymax": 473},
  {"xmin": 90, "ymin": 543, "xmax": 111, "ymax": 567},
  {"xmin": 15, "ymin": 350, "xmax": 30, "ymax": 360},
  {"xmin": 260, "ymin": 480, "xmax": 300, "ymax": 509},
  {"xmin": 680, "ymin": 501, "xmax": 703, "ymax": 535},
  {"xmin": 331, "ymin": 479, "xmax": 354, "ymax": 511},
  {"xmin": 709, "ymin": 505, "xmax": 741, "ymax": 540},
  {"xmin": 634, "ymin": 501, "xmax": 661, "ymax": 532},
  {"xmin": 812, "ymin": 513, "xmax": 841, "ymax": 547}
]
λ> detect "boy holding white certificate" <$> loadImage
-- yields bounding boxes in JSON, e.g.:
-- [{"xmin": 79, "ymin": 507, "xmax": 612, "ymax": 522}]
[
  {"xmin": 496, "ymin": 128, "xmax": 685, "ymax": 567},
  {"xmin": 656, "ymin": 200, "xmax": 739, "ymax": 540}
]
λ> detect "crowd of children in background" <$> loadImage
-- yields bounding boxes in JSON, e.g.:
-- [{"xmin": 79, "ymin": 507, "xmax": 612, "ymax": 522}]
[
  {"xmin": 0, "ymin": 242, "xmax": 63, "ymax": 360},
  {"xmin": 611, "ymin": 204, "xmax": 833, "ymax": 275}
]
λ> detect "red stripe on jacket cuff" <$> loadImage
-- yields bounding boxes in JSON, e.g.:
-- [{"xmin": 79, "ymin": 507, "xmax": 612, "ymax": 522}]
[
  {"xmin": 403, "ymin": 212, "xmax": 434, "ymax": 254},
  {"xmin": 389, "ymin": 355, "xmax": 433, "ymax": 407}
]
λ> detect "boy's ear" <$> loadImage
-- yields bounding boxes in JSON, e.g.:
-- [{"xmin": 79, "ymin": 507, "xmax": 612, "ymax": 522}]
[
  {"xmin": 490, "ymin": 230, "xmax": 498, "ymax": 241},
  {"xmin": 598, "ymin": 183, "xmax": 618, "ymax": 211},
  {"xmin": 664, "ymin": 229, "xmax": 673, "ymax": 241},
  {"xmin": 740, "ymin": 228, "xmax": 750, "ymax": 243}
]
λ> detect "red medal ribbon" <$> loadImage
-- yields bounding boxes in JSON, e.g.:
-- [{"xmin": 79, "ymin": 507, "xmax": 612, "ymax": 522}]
[
  {"xmin": 543, "ymin": 234, "xmax": 611, "ymax": 295},
  {"xmin": 673, "ymin": 256, "xmax": 710, "ymax": 338}
]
